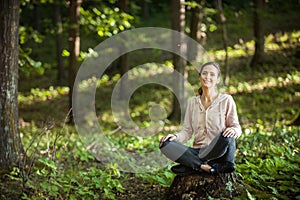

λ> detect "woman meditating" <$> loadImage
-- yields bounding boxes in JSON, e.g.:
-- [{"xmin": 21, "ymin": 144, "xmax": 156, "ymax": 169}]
[{"xmin": 159, "ymin": 62, "xmax": 242, "ymax": 175}]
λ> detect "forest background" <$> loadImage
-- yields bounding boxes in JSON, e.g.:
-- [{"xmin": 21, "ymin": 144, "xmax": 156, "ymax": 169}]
[{"xmin": 0, "ymin": 0, "xmax": 299, "ymax": 199}]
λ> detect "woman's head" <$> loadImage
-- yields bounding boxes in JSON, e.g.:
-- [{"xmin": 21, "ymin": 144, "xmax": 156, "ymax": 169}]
[
  {"xmin": 199, "ymin": 62, "xmax": 221, "ymax": 78},
  {"xmin": 198, "ymin": 62, "xmax": 221, "ymax": 95}
]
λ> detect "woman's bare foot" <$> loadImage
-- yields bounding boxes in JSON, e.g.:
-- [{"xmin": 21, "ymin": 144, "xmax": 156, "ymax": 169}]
[{"xmin": 201, "ymin": 164, "xmax": 212, "ymax": 173}]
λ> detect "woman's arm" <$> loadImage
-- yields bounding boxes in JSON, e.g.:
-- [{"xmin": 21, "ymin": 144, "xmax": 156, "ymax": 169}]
[
  {"xmin": 159, "ymin": 98, "xmax": 194, "ymax": 145},
  {"xmin": 172, "ymin": 98, "xmax": 194, "ymax": 143},
  {"xmin": 223, "ymin": 96, "xmax": 242, "ymax": 138}
]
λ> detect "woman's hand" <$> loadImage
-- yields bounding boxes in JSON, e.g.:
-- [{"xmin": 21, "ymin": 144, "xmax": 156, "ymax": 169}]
[
  {"xmin": 223, "ymin": 127, "xmax": 239, "ymax": 139},
  {"xmin": 159, "ymin": 134, "xmax": 177, "ymax": 147}
]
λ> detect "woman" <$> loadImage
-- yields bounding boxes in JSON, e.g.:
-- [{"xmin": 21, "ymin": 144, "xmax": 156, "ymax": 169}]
[{"xmin": 159, "ymin": 62, "xmax": 242, "ymax": 175}]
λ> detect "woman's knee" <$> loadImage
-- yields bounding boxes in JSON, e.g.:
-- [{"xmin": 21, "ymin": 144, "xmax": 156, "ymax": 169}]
[
  {"xmin": 159, "ymin": 138, "xmax": 173, "ymax": 149},
  {"xmin": 219, "ymin": 133, "xmax": 235, "ymax": 144}
]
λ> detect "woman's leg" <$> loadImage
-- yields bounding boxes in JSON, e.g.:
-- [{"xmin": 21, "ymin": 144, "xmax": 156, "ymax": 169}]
[
  {"xmin": 197, "ymin": 133, "xmax": 236, "ymax": 173},
  {"xmin": 198, "ymin": 133, "xmax": 236, "ymax": 163},
  {"xmin": 160, "ymin": 133, "xmax": 236, "ymax": 174},
  {"xmin": 160, "ymin": 139, "xmax": 202, "ymax": 171}
]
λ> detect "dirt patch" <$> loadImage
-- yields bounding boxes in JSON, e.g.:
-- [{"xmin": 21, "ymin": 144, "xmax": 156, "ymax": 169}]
[{"xmin": 114, "ymin": 176, "xmax": 167, "ymax": 200}]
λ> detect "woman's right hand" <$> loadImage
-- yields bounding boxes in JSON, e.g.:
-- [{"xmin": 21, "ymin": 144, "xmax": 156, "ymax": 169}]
[{"xmin": 159, "ymin": 134, "xmax": 177, "ymax": 147}]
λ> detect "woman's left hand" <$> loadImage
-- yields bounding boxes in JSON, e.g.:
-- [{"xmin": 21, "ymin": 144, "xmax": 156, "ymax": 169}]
[{"xmin": 223, "ymin": 127, "xmax": 239, "ymax": 138}]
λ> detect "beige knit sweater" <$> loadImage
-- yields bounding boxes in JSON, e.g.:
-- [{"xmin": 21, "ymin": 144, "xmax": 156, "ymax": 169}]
[{"xmin": 175, "ymin": 94, "xmax": 242, "ymax": 148}]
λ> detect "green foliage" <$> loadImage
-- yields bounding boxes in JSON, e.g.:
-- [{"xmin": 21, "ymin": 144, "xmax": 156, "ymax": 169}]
[
  {"xmin": 5, "ymin": 125, "xmax": 125, "ymax": 200},
  {"xmin": 18, "ymin": 0, "xmax": 136, "ymax": 79},
  {"xmin": 19, "ymin": 26, "xmax": 46, "ymax": 76},
  {"xmin": 19, "ymin": 26, "xmax": 44, "ymax": 44},
  {"xmin": 185, "ymin": 1, "xmax": 201, "ymax": 9},
  {"xmin": 19, "ymin": 47, "xmax": 45, "ymax": 76},
  {"xmin": 136, "ymin": 168, "xmax": 175, "ymax": 187},
  {"xmin": 21, "ymin": 163, "xmax": 124, "ymax": 200},
  {"xmin": 80, "ymin": 6, "xmax": 134, "ymax": 38},
  {"xmin": 19, "ymin": 86, "xmax": 69, "ymax": 103},
  {"xmin": 236, "ymin": 126, "xmax": 300, "ymax": 199}
]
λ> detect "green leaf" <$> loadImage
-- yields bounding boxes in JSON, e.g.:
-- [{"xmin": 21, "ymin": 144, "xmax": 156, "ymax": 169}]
[{"xmin": 62, "ymin": 49, "xmax": 70, "ymax": 57}]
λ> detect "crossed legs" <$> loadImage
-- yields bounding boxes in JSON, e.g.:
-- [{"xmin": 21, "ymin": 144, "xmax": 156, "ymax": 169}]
[{"xmin": 160, "ymin": 133, "xmax": 236, "ymax": 174}]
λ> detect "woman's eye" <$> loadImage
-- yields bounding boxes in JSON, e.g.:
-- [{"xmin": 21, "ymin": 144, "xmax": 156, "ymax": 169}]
[{"xmin": 201, "ymin": 72, "xmax": 215, "ymax": 77}]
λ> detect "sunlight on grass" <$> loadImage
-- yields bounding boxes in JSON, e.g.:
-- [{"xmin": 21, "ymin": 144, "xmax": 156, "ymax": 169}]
[
  {"xmin": 228, "ymin": 71, "xmax": 300, "ymax": 94},
  {"xmin": 18, "ymin": 86, "xmax": 69, "ymax": 104},
  {"xmin": 208, "ymin": 30, "xmax": 300, "ymax": 60}
]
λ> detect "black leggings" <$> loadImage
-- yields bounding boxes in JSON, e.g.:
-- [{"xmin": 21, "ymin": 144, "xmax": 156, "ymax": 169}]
[{"xmin": 160, "ymin": 133, "xmax": 236, "ymax": 170}]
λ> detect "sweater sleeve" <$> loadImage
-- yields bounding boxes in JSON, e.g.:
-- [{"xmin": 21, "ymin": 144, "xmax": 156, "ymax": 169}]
[
  {"xmin": 175, "ymin": 98, "xmax": 194, "ymax": 143},
  {"xmin": 226, "ymin": 95, "xmax": 242, "ymax": 138}
]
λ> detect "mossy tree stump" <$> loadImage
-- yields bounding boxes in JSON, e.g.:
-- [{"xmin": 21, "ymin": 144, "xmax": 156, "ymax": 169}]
[{"xmin": 165, "ymin": 172, "xmax": 246, "ymax": 200}]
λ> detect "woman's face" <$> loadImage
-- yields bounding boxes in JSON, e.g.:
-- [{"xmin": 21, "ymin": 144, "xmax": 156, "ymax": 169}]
[{"xmin": 199, "ymin": 64, "xmax": 220, "ymax": 89}]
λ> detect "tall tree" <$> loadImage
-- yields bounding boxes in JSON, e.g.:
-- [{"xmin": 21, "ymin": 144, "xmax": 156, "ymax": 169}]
[
  {"xmin": 188, "ymin": 0, "xmax": 204, "ymax": 61},
  {"xmin": 54, "ymin": 0, "xmax": 65, "ymax": 85},
  {"xmin": 250, "ymin": 0, "xmax": 265, "ymax": 67},
  {"xmin": 0, "ymin": 0, "xmax": 24, "ymax": 170},
  {"xmin": 170, "ymin": 0, "xmax": 186, "ymax": 121},
  {"xmin": 68, "ymin": 0, "xmax": 82, "ymax": 122},
  {"xmin": 119, "ymin": 0, "xmax": 129, "ymax": 12},
  {"xmin": 118, "ymin": 0, "xmax": 129, "ymax": 100},
  {"xmin": 142, "ymin": 0, "xmax": 150, "ymax": 19},
  {"xmin": 33, "ymin": 1, "xmax": 41, "ymax": 31},
  {"xmin": 217, "ymin": 0, "xmax": 229, "ymax": 85}
]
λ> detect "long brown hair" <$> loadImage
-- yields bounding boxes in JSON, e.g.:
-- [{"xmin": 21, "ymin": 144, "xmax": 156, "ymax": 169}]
[{"xmin": 198, "ymin": 62, "xmax": 221, "ymax": 95}]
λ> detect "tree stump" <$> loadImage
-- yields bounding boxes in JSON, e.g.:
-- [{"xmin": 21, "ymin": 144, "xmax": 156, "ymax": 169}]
[{"xmin": 165, "ymin": 172, "xmax": 246, "ymax": 200}]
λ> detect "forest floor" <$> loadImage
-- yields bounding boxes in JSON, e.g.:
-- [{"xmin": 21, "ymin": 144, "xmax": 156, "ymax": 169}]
[{"xmin": 114, "ymin": 176, "xmax": 166, "ymax": 200}]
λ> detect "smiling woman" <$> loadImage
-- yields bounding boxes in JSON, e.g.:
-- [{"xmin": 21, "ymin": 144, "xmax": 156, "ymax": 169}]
[
  {"xmin": 159, "ymin": 61, "xmax": 242, "ymax": 176},
  {"xmin": 198, "ymin": 62, "xmax": 221, "ymax": 109}
]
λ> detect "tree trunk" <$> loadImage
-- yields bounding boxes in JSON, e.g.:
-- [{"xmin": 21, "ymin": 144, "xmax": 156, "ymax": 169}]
[
  {"xmin": 0, "ymin": 0, "xmax": 24, "ymax": 170},
  {"xmin": 119, "ymin": 0, "xmax": 129, "ymax": 12},
  {"xmin": 118, "ymin": 0, "xmax": 129, "ymax": 100},
  {"xmin": 217, "ymin": 0, "xmax": 229, "ymax": 85},
  {"xmin": 33, "ymin": 2, "xmax": 41, "ymax": 31},
  {"xmin": 188, "ymin": 0, "xmax": 204, "ymax": 62},
  {"xmin": 165, "ymin": 173, "xmax": 246, "ymax": 199},
  {"xmin": 143, "ymin": 0, "xmax": 149, "ymax": 19},
  {"xmin": 250, "ymin": 0, "xmax": 265, "ymax": 68},
  {"xmin": 68, "ymin": 0, "xmax": 81, "ymax": 123},
  {"xmin": 54, "ymin": 0, "xmax": 65, "ymax": 85},
  {"xmin": 169, "ymin": 0, "xmax": 186, "ymax": 122}
]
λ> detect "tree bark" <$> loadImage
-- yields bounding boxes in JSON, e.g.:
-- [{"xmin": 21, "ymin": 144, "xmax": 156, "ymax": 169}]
[
  {"xmin": 54, "ymin": 0, "xmax": 65, "ymax": 85},
  {"xmin": 165, "ymin": 173, "xmax": 246, "ymax": 200},
  {"xmin": 33, "ymin": 2, "xmax": 41, "ymax": 31},
  {"xmin": 217, "ymin": 0, "xmax": 229, "ymax": 85},
  {"xmin": 118, "ymin": 0, "xmax": 129, "ymax": 100},
  {"xmin": 68, "ymin": 0, "xmax": 81, "ymax": 123},
  {"xmin": 143, "ymin": 0, "xmax": 150, "ymax": 19},
  {"xmin": 169, "ymin": 0, "xmax": 186, "ymax": 122},
  {"xmin": 0, "ymin": 0, "xmax": 24, "ymax": 170},
  {"xmin": 188, "ymin": 0, "xmax": 204, "ymax": 61},
  {"xmin": 250, "ymin": 0, "xmax": 265, "ymax": 68},
  {"xmin": 119, "ymin": 0, "xmax": 129, "ymax": 12}
]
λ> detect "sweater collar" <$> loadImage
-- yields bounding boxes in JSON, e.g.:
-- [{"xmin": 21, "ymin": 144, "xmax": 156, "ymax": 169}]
[{"xmin": 197, "ymin": 93, "xmax": 227, "ymax": 107}]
